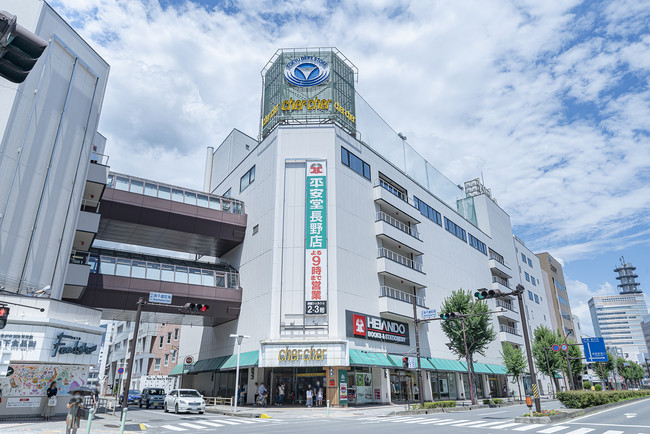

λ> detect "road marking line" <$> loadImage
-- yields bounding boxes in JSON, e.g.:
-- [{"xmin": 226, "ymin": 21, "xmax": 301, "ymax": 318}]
[
  {"xmin": 567, "ymin": 423, "xmax": 650, "ymax": 429},
  {"xmin": 224, "ymin": 418, "xmax": 258, "ymax": 423},
  {"xmin": 537, "ymin": 426, "xmax": 570, "ymax": 433},
  {"xmin": 567, "ymin": 397, "xmax": 650, "ymax": 422},
  {"xmin": 564, "ymin": 429, "xmax": 594, "ymax": 434},
  {"xmin": 139, "ymin": 423, "xmax": 146, "ymax": 430},
  {"xmin": 479, "ymin": 410, "xmax": 508, "ymax": 415},
  {"xmin": 403, "ymin": 418, "xmax": 435, "ymax": 423},
  {"xmin": 390, "ymin": 417, "xmax": 426, "ymax": 422},
  {"xmin": 490, "ymin": 422, "xmax": 521, "ymax": 429},
  {"xmin": 471, "ymin": 421, "xmax": 514, "ymax": 428},
  {"xmin": 160, "ymin": 425, "xmax": 186, "ymax": 431},
  {"xmin": 453, "ymin": 420, "xmax": 495, "ymax": 426},
  {"xmin": 600, "ymin": 431, "xmax": 623, "ymax": 434},
  {"xmin": 211, "ymin": 419, "xmax": 241, "ymax": 425},
  {"xmin": 512, "ymin": 425, "xmax": 539, "ymax": 431},
  {"xmin": 178, "ymin": 423, "xmax": 206, "ymax": 429},
  {"xmin": 195, "ymin": 421, "xmax": 225, "ymax": 427},
  {"xmin": 418, "ymin": 419, "xmax": 453, "ymax": 425},
  {"xmin": 435, "ymin": 419, "xmax": 469, "ymax": 425},
  {"xmin": 382, "ymin": 417, "xmax": 413, "ymax": 421}
]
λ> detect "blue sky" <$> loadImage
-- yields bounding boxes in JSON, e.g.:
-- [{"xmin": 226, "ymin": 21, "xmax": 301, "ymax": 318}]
[{"xmin": 49, "ymin": 0, "xmax": 650, "ymax": 336}]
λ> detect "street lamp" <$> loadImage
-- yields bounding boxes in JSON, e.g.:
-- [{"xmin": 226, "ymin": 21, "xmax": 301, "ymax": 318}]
[{"xmin": 230, "ymin": 334, "xmax": 249, "ymax": 413}]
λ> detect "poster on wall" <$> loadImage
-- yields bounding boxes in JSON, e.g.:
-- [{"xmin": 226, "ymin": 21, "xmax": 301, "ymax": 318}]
[
  {"xmin": 305, "ymin": 160, "xmax": 327, "ymax": 315},
  {"xmin": 1, "ymin": 364, "xmax": 89, "ymax": 397},
  {"xmin": 338, "ymin": 369, "xmax": 347, "ymax": 405},
  {"xmin": 355, "ymin": 372, "xmax": 373, "ymax": 404},
  {"xmin": 6, "ymin": 397, "xmax": 41, "ymax": 408}
]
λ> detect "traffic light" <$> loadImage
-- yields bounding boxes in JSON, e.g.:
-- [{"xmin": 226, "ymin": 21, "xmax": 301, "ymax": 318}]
[
  {"xmin": 0, "ymin": 11, "xmax": 48, "ymax": 84},
  {"xmin": 402, "ymin": 356, "xmax": 408, "ymax": 369},
  {"xmin": 474, "ymin": 288, "xmax": 503, "ymax": 300},
  {"xmin": 440, "ymin": 311, "xmax": 460, "ymax": 320},
  {"xmin": 0, "ymin": 306, "xmax": 9, "ymax": 329},
  {"xmin": 181, "ymin": 303, "xmax": 209, "ymax": 314}
]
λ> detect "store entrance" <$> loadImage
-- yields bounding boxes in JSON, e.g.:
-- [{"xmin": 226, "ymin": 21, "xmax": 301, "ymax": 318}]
[{"xmin": 267, "ymin": 367, "xmax": 327, "ymax": 406}]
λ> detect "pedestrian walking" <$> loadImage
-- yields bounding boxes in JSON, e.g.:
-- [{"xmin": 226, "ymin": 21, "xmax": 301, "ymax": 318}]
[
  {"xmin": 92, "ymin": 386, "xmax": 100, "ymax": 411},
  {"xmin": 65, "ymin": 393, "xmax": 83, "ymax": 434},
  {"xmin": 317, "ymin": 387, "xmax": 323, "ymax": 407},
  {"xmin": 306, "ymin": 385, "xmax": 313, "ymax": 408},
  {"xmin": 279, "ymin": 383, "xmax": 285, "ymax": 406},
  {"xmin": 41, "ymin": 381, "xmax": 58, "ymax": 420}
]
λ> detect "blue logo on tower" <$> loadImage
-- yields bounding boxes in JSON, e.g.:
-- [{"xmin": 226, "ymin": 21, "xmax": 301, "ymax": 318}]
[{"xmin": 284, "ymin": 56, "xmax": 330, "ymax": 87}]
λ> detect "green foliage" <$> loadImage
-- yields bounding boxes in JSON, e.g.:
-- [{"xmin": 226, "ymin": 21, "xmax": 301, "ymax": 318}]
[
  {"xmin": 531, "ymin": 326, "xmax": 562, "ymax": 378},
  {"xmin": 594, "ymin": 352, "xmax": 616, "ymax": 381},
  {"xmin": 483, "ymin": 399, "xmax": 492, "ymax": 405},
  {"xmin": 557, "ymin": 390, "xmax": 650, "ymax": 408},
  {"xmin": 439, "ymin": 289, "xmax": 497, "ymax": 362},
  {"xmin": 501, "ymin": 342, "xmax": 527, "ymax": 378},
  {"xmin": 414, "ymin": 400, "xmax": 457, "ymax": 409},
  {"xmin": 583, "ymin": 380, "xmax": 591, "ymax": 390},
  {"xmin": 523, "ymin": 409, "xmax": 563, "ymax": 417},
  {"xmin": 493, "ymin": 398, "xmax": 503, "ymax": 404},
  {"xmin": 594, "ymin": 384, "xmax": 602, "ymax": 391},
  {"xmin": 560, "ymin": 341, "xmax": 584, "ymax": 384},
  {"xmin": 617, "ymin": 359, "xmax": 645, "ymax": 384}
]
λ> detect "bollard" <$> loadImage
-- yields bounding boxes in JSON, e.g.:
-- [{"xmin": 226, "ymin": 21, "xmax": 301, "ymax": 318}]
[
  {"xmin": 326, "ymin": 399, "xmax": 329, "ymax": 417},
  {"xmin": 119, "ymin": 407, "xmax": 128, "ymax": 434},
  {"xmin": 85, "ymin": 408, "xmax": 95, "ymax": 434}
]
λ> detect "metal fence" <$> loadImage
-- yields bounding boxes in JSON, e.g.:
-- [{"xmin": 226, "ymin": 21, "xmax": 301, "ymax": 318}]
[
  {"xmin": 376, "ymin": 211, "xmax": 420, "ymax": 239},
  {"xmin": 378, "ymin": 248, "xmax": 423, "ymax": 272}
]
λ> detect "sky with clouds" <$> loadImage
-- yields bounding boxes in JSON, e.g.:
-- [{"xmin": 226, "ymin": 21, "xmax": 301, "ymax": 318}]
[{"xmin": 48, "ymin": 0, "xmax": 650, "ymax": 336}]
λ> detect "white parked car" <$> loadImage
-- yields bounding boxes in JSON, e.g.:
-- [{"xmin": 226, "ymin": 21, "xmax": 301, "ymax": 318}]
[{"xmin": 164, "ymin": 389, "xmax": 205, "ymax": 414}]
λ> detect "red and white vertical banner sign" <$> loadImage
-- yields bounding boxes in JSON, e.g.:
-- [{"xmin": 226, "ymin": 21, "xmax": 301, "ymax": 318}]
[{"xmin": 305, "ymin": 161, "xmax": 327, "ymax": 315}]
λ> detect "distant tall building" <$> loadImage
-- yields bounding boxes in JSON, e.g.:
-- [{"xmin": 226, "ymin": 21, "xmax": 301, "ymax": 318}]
[
  {"xmin": 588, "ymin": 258, "xmax": 649, "ymax": 363},
  {"xmin": 537, "ymin": 252, "xmax": 576, "ymax": 337}
]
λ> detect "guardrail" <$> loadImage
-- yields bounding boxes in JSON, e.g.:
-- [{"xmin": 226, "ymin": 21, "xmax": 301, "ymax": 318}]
[
  {"xmin": 376, "ymin": 211, "xmax": 420, "ymax": 239},
  {"xmin": 204, "ymin": 396, "xmax": 233, "ymax": 406},
  {"xmin": 380, "ymin": 285, "xmax": 426, "ymax": 307},
  {"xmin": 378, "ymin": 248, "xmax": 423, "ymax": 272},
  {"xmin": 107, "ymin": 172, "xmax": 244, "ymax": 215}
]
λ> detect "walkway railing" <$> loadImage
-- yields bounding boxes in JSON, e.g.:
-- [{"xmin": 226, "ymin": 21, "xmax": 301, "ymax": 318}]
[
  {"xmin": 376, "ymin": 211, "xmax": 420, "ymax": 239},
  {"xmin": 378, "ymin": 248, "xmax": 423, "ymax": 272},
  {"xmin": 107, "ymin": 172, "xmax": 244, "ymax": 215}
]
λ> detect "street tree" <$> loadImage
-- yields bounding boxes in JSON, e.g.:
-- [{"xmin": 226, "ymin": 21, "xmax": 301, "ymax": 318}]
[
  {"xmin": 440, "ymin": 289, "xmax": 496, "ymax": 400},
  {"xmin": 559, "ymin": 340, "xmax": 584, "ymax": 388},
  {"xmin": 594, "ymin": 351, "xmax": 615, "ymax": 388},
  {"xmin": 500, "ymin": 342, "xmax": 526, "ymax": 402},
  {"xmin": 531, "ymin": 326, "xmax": 562, "ymax": 391}
]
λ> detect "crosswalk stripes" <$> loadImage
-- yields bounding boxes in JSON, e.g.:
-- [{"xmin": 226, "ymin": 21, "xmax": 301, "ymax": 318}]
[
  {"xmin": 161, "ymin": 425, "xmax": 186, "ymax": 431},
  {"xmin": 563, "ymin": 429, "xmax": 594, "ymax": 434},
  {"xmin": 178, "ymin": 422, "xmax": 208, "ymax": 429},
  {"xmin": 512, "ymin": 425, "xmax": 540, "ymax": 431},
  {"xmin": 159, "ymin": 416, "xmax": 277, "ymax": 432},
  {"xmin": 537, "ymin": 427, "xmax": 570, "ymax": 434},
  {"xmin": 600, "ymin": 431, "xmax": 623, "ymax": 434},
  {"xmin": 195, "ymin": 421, "xmax": 225, "ymax": 427},
  {"xmin": 437, "ymin": 419, "xmax": 470, "ymax": 425}
]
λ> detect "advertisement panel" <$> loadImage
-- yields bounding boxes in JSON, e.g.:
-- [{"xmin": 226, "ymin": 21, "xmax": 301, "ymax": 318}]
[
  {"xmin": 305, "ymin": 161, "xmax": 327, "ymax": 315},
  {"xmin": 346, "ymin": 310, "xmax": 410, "ymax": 346},
  {"xmin": 338, "ymin": 369, "xmax": 348, "ymax": 405}
]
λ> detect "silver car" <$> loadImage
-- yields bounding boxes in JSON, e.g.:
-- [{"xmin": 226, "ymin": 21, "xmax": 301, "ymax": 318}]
[{"xmin": 164, "ymin": 389, "xmax": 206, "ymax": 414}]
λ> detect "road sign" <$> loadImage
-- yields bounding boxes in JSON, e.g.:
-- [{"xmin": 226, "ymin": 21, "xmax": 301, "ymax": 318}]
[
  {"xmin": 551, "ymin": 344, "xmax": 560, "ymax": 352},
  {"xmin": 560, "ymin": 343, "xmax": 569, "ymax": 352},
  {"xmin": 421, "ymin": 309, "xmax": 437, "ymax": 320},
  {"xmin": 185, "ymin": 355, "xmax": 194, "ymax": 365},
  {"xmin": 582, "ymin": 337, "xmax": 608, "ymax": 362},
  {"xmin": 148, "ymin": 292, "xmax": 172, "ymax": 304},
  {"xmin": 117, "ymin": 367, "xmax": 124, "ymax": 375},
  {"xmin": 407, "ymin": 357, "xmax": 417, "ymax": 369}
]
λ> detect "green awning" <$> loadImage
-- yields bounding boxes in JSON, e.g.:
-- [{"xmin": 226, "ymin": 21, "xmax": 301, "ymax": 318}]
[
  {"xmin": 349, "ymin": 350, "xmax": 394, "ymax": 368},
  {"xmin": 169, "ymin": 362, "xmax": 194, "ymax": 376},
  {"xmin": 387, "ymin": 354, "xmax": 405, "ymax": 368},
  {"xmin": 418, "ymin": 358, "xmax": 436, "ymax": 370},
  {"xmin": 191, "ymin": 355, "xmax": 229, "ymax": 374},
  {"xmin": 486, "ymin": 364, "xmax": 509, "ymax": 375},
  {"xmin": 220, "ymin": 350, "xmax": 259, "ymax": 370},
  {"xmin": 458, "ymin": 361, "xmax": 492, "ymax": 374},
  {"xmin": 429, "ymin": 358, "xmax": 466, "ymax": 372},
  {"xmin": 554, "ymin": 372, "xmax": 563, "ymax": 379}
]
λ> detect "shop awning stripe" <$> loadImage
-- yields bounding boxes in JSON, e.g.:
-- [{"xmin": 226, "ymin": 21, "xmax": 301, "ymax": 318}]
[
  {"xmin": 219, "ymin": 350, "xmax": 260, "ymax": 370},
  {"xmin": 429, "ymin": 358, "xmax": 466, "ymax": 372},
  {"xmin": 486, "ymin": 364, "xmax": 509, "ymax": 375},
  {"xmin": 349, "ymin": 349, "xmax": 394, "ymax": 368},
  {"xmin": 169, "ymin": 362, "xmax": 194, "ymax": 376},
  {"xmin": 190, "ymin": 355, "xmax": 229, "ymax": 373}
]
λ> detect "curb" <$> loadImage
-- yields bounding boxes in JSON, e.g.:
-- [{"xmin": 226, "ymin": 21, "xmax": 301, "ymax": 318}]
[
  {"xmin": 392, "ymin": 400, "xmax": 521, "ymax": 416},
  {"xmin": 514, "ymin": 396, "xmax": 650, "ymax": 424}
]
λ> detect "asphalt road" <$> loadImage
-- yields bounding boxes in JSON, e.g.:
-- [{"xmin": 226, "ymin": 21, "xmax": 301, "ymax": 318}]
[{"xmin": 4, "ymin": 399, "xmax": 650, "ymax": 433}]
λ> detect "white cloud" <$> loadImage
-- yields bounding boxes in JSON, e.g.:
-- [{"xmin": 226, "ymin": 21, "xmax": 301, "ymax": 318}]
[
  {"xmin": 566, "ymin": 279, "xmax": 614, "ymax": 337},
  {"xmin": 47, "ymin": 0, "xmax": 650, "ymax": 258}
]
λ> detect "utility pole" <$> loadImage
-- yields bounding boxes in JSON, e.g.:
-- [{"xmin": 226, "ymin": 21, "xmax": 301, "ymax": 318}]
[
  {"xmin": 461, "ymin": 317, "xmax": 476, "ymax": 405},
  {"xmin": 411, "ymin": 289, "xmax": 424, "ymax": 406},
  {"xmin": 544, "ymin": 347, "xmax": 555, "ymax": 399},
  {"xmin": 565, "ymin": 349, "xmax": 574, "ymax": 390},
  {"xmin": 514, "ymin": 285, "xmax": 541, "ymax": 412},
  {"xmin": 120, "ymin": 297, "xmax": 143, "ymax": 433}
]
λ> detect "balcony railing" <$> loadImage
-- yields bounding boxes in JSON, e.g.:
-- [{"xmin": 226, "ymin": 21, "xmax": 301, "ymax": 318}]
[
  {"xmin": 376, "ymin": 211, "xmax": 420, "ymax": 239},
  {"xmin": 499, "ymin": 324, "xmax": 519, "ymax": 335},
  {"xmin": 88, "ymin": 255, "xmax": 240, "ymax": 289},
  {"xmin": 492, "ymin": 275, "xmax": 511, "ymax": 288},
  {"xmin": 378, "ymin": 248, "xmax": 423, "ymax": 272},
  {"xmin": 70, "ymin": 250, "xmax": 90, "ymax": 265},
  {"xmin": 488, "ymin": 251, "xmax": 510, "ymax": 268},
  {"xmin": 379, "ymin": 179, "xmax": 409, "ymax": 203},
  {"xmin": 107, "ymin": 172, "xmax": 244, "ymax": 215},
  {"xmin": 90, "ymin": 152, "xmax": 110, "ymax": 165},
  {"xmin": 496, "ymin": 299, "xmax": 517, "ymax": 312},
  {"xmin": 81, "ymin": 199, "xmax": 100, "ymax": 213},
  {"xmin": 380, "ymin": 286, "xmax": 426, "ymax": 307}
]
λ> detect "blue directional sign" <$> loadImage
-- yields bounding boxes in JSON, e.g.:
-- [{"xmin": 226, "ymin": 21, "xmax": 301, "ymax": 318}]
[
  {"xmin": 582, "ymin": 337, "xmax": 608, "ymax": 362},
  {"xmin": 421, "ymin": 309, "xmax": 437, "ymax": 320},
  {"xmin": 149, "ymin": 292, "xmax": 172, "ymax": 304}
]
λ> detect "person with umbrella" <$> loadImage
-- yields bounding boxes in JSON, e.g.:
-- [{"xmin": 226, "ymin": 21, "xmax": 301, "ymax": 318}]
[{"xmin": 66, "ymin": 387, "xmax": 92, "ymax": 434}]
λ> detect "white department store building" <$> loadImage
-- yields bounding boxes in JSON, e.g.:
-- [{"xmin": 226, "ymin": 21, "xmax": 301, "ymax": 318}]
[{"xmin": 178, "ymin": 48, "xmax": 554, "ymax": 405}]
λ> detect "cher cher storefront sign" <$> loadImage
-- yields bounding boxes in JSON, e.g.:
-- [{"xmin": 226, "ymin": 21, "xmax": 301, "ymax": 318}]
[{"xmin": 278, "ymin": 346, "xmax": 327, "ymax": 362}]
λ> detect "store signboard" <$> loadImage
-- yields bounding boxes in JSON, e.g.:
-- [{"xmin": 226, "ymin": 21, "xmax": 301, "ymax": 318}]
[
  {"xmin": 305, "ymin": 161, "xmax": 327, "ymax": 315},
  {"xmin": 338, "ymin": 369, "xmax": 348, "ymax": 405},
  {"xmin": 345, "ymin": 310, "xmax": 410, "ymax": 346},
  {"xmin": 260, "ymin": 342, "xmax": 346, "ymax": 368}
]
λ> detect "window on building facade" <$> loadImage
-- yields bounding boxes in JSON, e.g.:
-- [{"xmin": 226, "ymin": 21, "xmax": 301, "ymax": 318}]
[
  {"xmin": 528, "ymin": 290, "xmax": 533, "ymax": 301},
  {"xmin": 174, "ymin": 328, "xmax": 179, "ymax": 340},
  {"xmin": 468, "ymin": 234, "xmax": 487, "ymax": 255},
  {"xmin": 531, "ymin": 276, "xmax": 536, "ymax": 286},
  {"xmin": 534, "ymin": 294, "xmax": 539, "ymax": 304},
  {"xmin": 167, "ymin": 332, "xmax": 171, "ymax": 344},
  {"xmin": 341, "ymin": 147, "xmax": 371, "ymax": 180},
  {"xmin": 159, "ymin": 336, "xmax": 163, "ymax": 348},
  {"xmin": 379, "ymin": 174, "xmax": 407, "ymax": 202},
  {"xmin": 524, "ymin": 272, "xmax": 530, "ymax": 282},
  {"xmin": 414, "ymin": 196, "xmax": 442, "ymax": 225},
  {"xmin": 223, "ymin": 188, "xmax": 231, "ymax": 197},
  {"xmin": 443, "ymin": 217, "xmax": 467, "ymax": 242},
  {"xmin": 527, "ymin": 258, "xmax": 533, "ymax": 267},
  {"xmin": 164, "ymin": 354, "xmax": 169, "ymax": 367},
  {"xmin": 239, "ymin": 165, "xmax": 256, "ymax": 192},
  {"xmin": 521, "ymin": 253, "xmax": 527, "ymax": 263},
  {"xmin": 171, "ymin": 352, "xmax": 177, "ymax": 363},
  {"xmin": 154, "ymin": 358, "xmax": 161, "ymax": 370}
]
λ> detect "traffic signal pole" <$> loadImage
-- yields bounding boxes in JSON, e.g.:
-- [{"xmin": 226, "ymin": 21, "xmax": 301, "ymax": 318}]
[
  {"xmin": 120, "ymin": 297, "xmax": 143, "ymax": 433},
  {"xmin": 461, "ymin": 317, "xmax": 476, "ymax": 405},
  {"xmin": 515, "ymin": 286, "xmax": 541, "ymax": 412}
]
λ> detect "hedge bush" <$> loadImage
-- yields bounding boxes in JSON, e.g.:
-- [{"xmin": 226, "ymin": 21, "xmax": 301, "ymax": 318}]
[
  {"xmin": 583, "ymin": 381, "xmax": 592, "ymax": 390},
  {"xmin": 594, "ymin": 384, "xmax": 602, "ymax": 391},
  {"xmin": 557, "ymin": 390, "xmax": 650, "ymax": 408},
  {"xmin": 416, "ymin": 400, "xmax": 457, "ymax": 409},
  {"xmin": 483, "ymin": 399, "xmax": 492, "ymax": 405},
  {"xmin": 493, "ymin": 398, "xmax": 503, "ymax": 404}
]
